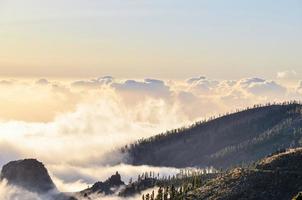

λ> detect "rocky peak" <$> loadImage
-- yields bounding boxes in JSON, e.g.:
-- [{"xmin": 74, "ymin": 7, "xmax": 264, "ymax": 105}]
[
  {"xmin": 107, "ymin": 171, "xmax": 124, "ymax": 186},
  {"xmin": 0, "ymin": 159, "xmax": 57, "ymax": 194},
  {"xmin": 80, "ymin": 171, "xmax": 125, "ymax": 196}
]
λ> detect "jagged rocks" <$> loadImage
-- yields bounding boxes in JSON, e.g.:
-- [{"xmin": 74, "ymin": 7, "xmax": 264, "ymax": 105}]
[{"xmin": 79, "ymin": 171, "xmax": 125, "ymax": 197}]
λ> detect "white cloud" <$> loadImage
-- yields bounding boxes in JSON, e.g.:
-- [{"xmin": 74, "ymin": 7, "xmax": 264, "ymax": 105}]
[
  {"xmin": 0, "ymin": 180, "xmax": 61, "ymax": 200},
  {"xmin": 49, "ymin": 163, "xmax": 180, "ymax": 192},
  {"xmin": 0, "ymin": 81, "xmax": 11, "ymax": 85},
  {"xmin": 186, "ymin": 76, "xmax": 219, "ymax": 94},
  {"xmin": 0, "ymin": 142, "xmax": 22, "ymax": 167},
  {"xmin": 297, "ymin": 81, "xmax": 302, "ymax": 94},
  {"xmin": 36, "ymin": 78, "xmax": 50, "ymax": 85},
  {"xmin": 0, "ymin": 76, "xmax": 301, "ymax": 198},
  {"xmin": 72, "ymin": 76, "xmax": 114, "ymax": 87},
  {"xmin": 0, "ymin": 83, "xmax": 190, "ymax": 194},
  {"xmin": 112, "ymin": 79, "xmax": 171, "ymax": 98},
  {"xmin": 238, "ymin": 77, "xmax": 286, "ymax": 97},
  {"xmin": 277, "ymin": 70, "xmax": 298, "ymax": 79}
]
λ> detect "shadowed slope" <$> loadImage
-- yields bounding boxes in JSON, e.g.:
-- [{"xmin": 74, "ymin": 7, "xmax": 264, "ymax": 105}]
[{"xmin": 126, "ymin": 103, "xmax": 302, "ymax": 168}]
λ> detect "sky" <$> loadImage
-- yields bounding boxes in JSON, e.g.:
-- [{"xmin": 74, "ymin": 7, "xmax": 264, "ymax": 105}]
[
  {"xmin": 0, "ymin": 1, "xmax": 302, "ymax": 199},
  {"xmin": 0, "ymin": 0, "xmax": 301, "ymax": 78}
]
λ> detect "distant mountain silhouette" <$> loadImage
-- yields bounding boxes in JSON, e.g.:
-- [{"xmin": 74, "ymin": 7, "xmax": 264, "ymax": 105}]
[{"xmin": 125, "ymin": 102, "xmax": 302, "ymax": 168}]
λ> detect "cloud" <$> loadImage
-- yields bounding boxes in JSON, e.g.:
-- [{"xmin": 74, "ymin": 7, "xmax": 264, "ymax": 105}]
[
  {"xmin": 297, "ymin": 81, "xmax": 302, "ymax": 94},
  {"xmin": 0, "ymin": 80, "xmax": 12, "ymax": 85},
  {"xmin": 187, "ymin": 76, "xmax": 207, "ymax": 84},
  {"xmin": 72, "ymin": 76, "xmax": 114, "ymax": 87},
  {"xmin": 0, "ymin": 83, "xmax": 190, "ymax": 194},
  {"xmin": 112, "ymin": 79, "xmax": 171, "ymax": 98},
  {"xmin": 49, "ymin": 163, "xmax": 180, "ymax": 192},
  {"xmin": 0, "ymin": 142, "xmax": 22, "ymax": 167},
  {"xmin": 0, "ymin": 180, "xmax": 41, "ymax": 200},
  {"xmin": 0, "ymin": 178, "xmax": 145, "ymax": 200},
  {"xmin": 238, "ymin": 77, "xmax": 286, "ymax": 97},
  {"xmin": 0, "ymin": 76, "xmax": 301, "ymax": 198},
  {"xmin": 277, "ymin": 70, "xmax": 298, "ymax": 79},
  {"xmin": 36, "ymin": 78, "xmax": 49, "ymax": 85},
  {"xmin": 0, "ymin": 80, "xmax": 83, "ymax": 122},
  {"xmin": 186, "ymin": 76, "xmax": 219, "ymax": 94},
  {"xmin": 0, "ymin": 180, "xmax": 63, "ymax": 200}
]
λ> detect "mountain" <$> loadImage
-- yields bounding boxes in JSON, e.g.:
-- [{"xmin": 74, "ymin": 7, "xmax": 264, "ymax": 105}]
[
  {"xmin": 190, "ymin": 148, "xmax": 302, "ymax": 200},
  {"xmin": 2, "ymin": 149, "xmax": 302, "ymax": 200},
  {"xmin": 78, "ymin": 171, "xmax": 125, "ymax": 197},
  {"xmin": 0, "ymin": 159, "xmax": 76, "ymax": 200},
  {"xmin": 1, "ymin": 159, "xmax": 57, "ymax": 194},
  {"xmin": 0, "ymin": 159, "xmax": 126, "ymax": 200},
  {"xmin": 118, "ymin": 172, "xmax": 218, "ymax": 198},
  {"xmin": 140, "ymin": 148, "xmax": 302, "ymax": 200},
  {"xmin": 125, "ymin": 102, "xmax": 302, "ymax": 168}
]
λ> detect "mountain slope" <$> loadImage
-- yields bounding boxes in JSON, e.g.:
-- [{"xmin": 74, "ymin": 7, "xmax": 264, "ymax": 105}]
[
  {"xmin": 191, "ymin": 148, "xmax": 302, "ymax": 200},
  {"xmin": 125, "ymin": 102, "xmax": 302, "ymax": 168}
]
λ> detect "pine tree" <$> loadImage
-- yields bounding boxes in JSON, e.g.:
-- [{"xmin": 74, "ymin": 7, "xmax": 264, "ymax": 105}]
[
  {"xmin": 151, "ymin": 190, "xmax": 155, "ymax": 200},
  {"xmin": 163, "ymin": 186, "xmax": 169, "ymax": 200},
  {"xmin": 170, "ymin": 185, "xmax": 176, "ymax": 199},
  {"xmin": 156, "ymin": 187, "xmax": 163, "ymax": 200},
  {"xmin": 178, "ymin": 187, "xmax": 183, "ymax": 199}
]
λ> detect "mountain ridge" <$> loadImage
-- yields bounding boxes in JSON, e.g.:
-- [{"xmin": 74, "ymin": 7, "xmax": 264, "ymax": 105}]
[{"xmin": 124, "ymin": 102, "xmax": 302, "ymax": 168}]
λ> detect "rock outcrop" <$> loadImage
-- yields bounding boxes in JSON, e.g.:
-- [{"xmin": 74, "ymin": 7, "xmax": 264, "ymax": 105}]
[
  {"xmin": 79, "ymin": 171, "xmax": 125, "ymax": 197},
  {"xmin": 1, "ymin": 159, "xmax": 57, "ymax": 194},
  {"xmin": 0, "ymin": 158, "xmax": 77, "ymax": 200}
]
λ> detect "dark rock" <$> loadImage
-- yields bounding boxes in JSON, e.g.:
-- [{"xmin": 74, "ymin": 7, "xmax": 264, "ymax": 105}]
[
  {"xmin": 79, "ymin": 171, "xmax": 125, "ymax": 197},
  {"xmin": 107, "ymin": 171, "xmax": 124, "ymax": 186},
  {"xmin": 1, "ymin": 159, "xmax": 57, "ymax": 194}
]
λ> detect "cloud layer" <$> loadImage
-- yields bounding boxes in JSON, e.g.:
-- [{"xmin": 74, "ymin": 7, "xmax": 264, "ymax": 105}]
[{"xmin": 0, "ymin": 76, "xmax": 301, "ymax": 197}]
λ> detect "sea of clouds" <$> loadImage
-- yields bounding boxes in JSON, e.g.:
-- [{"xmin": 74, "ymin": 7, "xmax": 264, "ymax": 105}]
[{"xmin": 0, "ymin": 74, "xmax": 301, "ymax": 199}]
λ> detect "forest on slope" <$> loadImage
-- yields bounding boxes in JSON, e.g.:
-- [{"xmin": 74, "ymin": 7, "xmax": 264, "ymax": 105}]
[
  {"xmin": 140, "ymin": 148, "xmax": 302, "ymax": 200},
  {"xmin": 124, "ymin": 102, "xmax": 302, "ymax": 168}
]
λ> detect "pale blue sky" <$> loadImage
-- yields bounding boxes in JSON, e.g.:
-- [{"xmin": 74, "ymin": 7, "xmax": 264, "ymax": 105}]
[{"xmin": 0, "ymin": 0, "xmax": 301, "ymax": 78}]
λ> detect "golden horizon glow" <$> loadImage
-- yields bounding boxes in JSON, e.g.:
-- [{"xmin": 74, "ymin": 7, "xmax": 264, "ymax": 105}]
[{"xmin": 0, "ymin": 0, "xmax": 301, "ymax": 79}]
